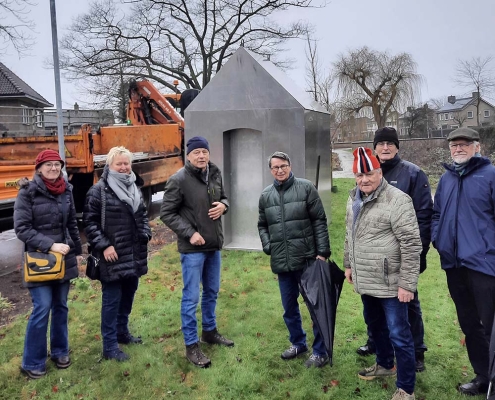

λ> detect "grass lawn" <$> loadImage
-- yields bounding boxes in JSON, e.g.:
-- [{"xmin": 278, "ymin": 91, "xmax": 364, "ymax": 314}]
[{"xmin": 0, "ymin": 178, "xmax": 472, "ymax": 400}]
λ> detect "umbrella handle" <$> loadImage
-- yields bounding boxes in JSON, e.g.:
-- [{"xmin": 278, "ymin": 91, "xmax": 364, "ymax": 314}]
[{"xmin": 488, "ymin": 381, "xmax": 493, "ymax": 399}]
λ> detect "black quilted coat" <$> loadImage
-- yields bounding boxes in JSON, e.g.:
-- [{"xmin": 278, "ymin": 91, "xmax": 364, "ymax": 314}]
[
  {"xmin": 258, "ymin": 174, "xmax": 331, "ymax": 274},
  {"xmin": 14, "ymin": 174, "xmax": 82, "ymax": 288},
  {"xmin": 83, "ymin": 166, "xmax": 151, "ymax": 282}
]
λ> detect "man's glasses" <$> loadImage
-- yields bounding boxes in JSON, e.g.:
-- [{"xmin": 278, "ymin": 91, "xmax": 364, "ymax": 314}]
[
  {"xmin": 449, "ymin": 142, "xmax": 473, "ymax": 150},
  {"xmin": 375, "ymin": 141, "xmax": 396, "ymax": 148},
  {"xmin": 44, "ymin": 162, "xmax": 62, "ymax": 169},
  {"xmin": 270, "ymin": 164, "xmax": 290, "ymax": 171}
]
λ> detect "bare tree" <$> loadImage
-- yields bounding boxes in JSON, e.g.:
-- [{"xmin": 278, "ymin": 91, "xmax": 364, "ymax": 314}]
[
  {"xmin": 304, "ymin": 34, "xmax": 332, "ymax": 110},
  {"xmin": 428, "ymin": 96, "xmax": 446, "ymax": 110},
  {"xmin": 452, "ymin": 111, "xmax": 467, "ymax": 127},
  {"xmin": 59, "ymin": 0, "xmax": 323, "ymax": 108},
  {"xmin": 0, "ymin": 0, "xmax": 35, "ymax": 55},
  {"xmin": 333, "ymin": 46, "xmax": 423, "ymax": 128},
  {"xmin": 455, "ymin": 56, "xmax": 495, "ymax": 126}
]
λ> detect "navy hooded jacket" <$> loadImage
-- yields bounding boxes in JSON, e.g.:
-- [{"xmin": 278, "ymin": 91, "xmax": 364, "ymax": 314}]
[{"xmin": 431, "ymin": 156, "xmax": 495, "ymax": 277}]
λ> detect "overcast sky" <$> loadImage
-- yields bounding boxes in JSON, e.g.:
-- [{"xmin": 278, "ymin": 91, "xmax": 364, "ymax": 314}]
[{"xmin": 1, "ymin": 0, "xmax": 494, "ymax": 109}]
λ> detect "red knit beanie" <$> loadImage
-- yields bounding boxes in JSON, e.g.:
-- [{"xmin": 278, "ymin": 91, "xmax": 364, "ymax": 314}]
[
  {"xmin": 353, "ymin": 147, "xmax": 380, "ymax": 174},
  {"xmin": 35, "ymin": 149, "xmax": 64, "ymax": 170}
]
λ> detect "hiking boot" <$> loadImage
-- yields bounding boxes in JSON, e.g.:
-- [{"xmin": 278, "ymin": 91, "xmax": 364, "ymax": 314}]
[
  {"xmin": 186, "ymin": 342, "xmax": 211, "ymax": 368},
  {"xmin": 201, "ymin": 328, "xmax": 234, "ymax": 347},
  {"xmin": 356, "ymin": 343, "xmax": 376, "ymax": 356},
  {"xmin": 20, "ymin": 367, "xmax": 46, "ymax": 379},
  {"xmin": 281, "ymin": 345, "xmax": 308, "ymax": 360},
  {"xmin": 117, "ymin": 333, "xmax": 143, "ymax": 345},
  {"xmin": 415, "ymin": 352, "xmax": 425, "ymax": 372},
  {"xmin": 391, "ymin": 388, "xmax": 415, "ymax": 400},
  {"xmin": 103, "ymin": 349, "xmax": 130, "ymax": 362},
  {"xmin": 358, "ymin": 363, "xmax": 397, "ymax": 380},
  {"xmin": 458, "ymin": 375, "xmax": 489, "ymax": 396},
  {"xmin": 304, "ymin": 353, "xmax": 329, "ymax": 368}
]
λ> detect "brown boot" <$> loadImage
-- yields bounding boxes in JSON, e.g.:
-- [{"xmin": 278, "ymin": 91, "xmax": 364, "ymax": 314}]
[
  {"xmin": 185, "ymin": 342, "xmax": 211, "ymax": 368},
  {"xmin": 201, "ymin": 328, "xmax": 234, "ymax": 347}
]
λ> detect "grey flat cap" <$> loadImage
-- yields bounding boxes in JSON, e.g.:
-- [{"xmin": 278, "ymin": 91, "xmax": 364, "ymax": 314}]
[{"xmin": 447, "ymin": 127, "xmax": 480, "ymax": 141}]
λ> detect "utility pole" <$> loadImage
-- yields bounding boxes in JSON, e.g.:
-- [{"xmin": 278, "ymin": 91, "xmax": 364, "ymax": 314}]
[{"xmin": 49, "ymin": 0, "xmax": 65, "ymax": 165}]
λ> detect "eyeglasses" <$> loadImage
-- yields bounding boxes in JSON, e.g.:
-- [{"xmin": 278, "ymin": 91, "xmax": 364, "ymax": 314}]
[
  {"xmin": 44, "ymin": 162, "xmax": 62, "ymax": 169},
  {"xmin": 270, "ymin": 164, "xmax": 290, "ymax": 172},
  {"xmin": 375, "ymin": 141, "xmax": 396, "ymax": 148},
  {"xmin": 449, "ymin": 142, "xmax": 473, "ymax": 150}
]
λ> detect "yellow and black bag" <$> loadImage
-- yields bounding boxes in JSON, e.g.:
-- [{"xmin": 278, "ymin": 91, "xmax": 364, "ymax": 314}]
[{"xmin": 23, "ymin": 251, "xmax": 65, "ymax": 282}]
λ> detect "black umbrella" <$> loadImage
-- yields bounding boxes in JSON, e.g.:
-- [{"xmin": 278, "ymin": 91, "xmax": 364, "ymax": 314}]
[
  {"xmin": 487, "ymin": 317, "xmax": 495, "ymax": 399},
  {"xmin": 299, "ymin": 259, "xmax": 345, "ymax": 366}
]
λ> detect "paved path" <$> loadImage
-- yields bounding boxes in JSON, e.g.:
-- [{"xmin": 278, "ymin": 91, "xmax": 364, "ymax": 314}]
[{"xmin": 333, "ymin": 148, "xmax": 355, "ymax": 178}]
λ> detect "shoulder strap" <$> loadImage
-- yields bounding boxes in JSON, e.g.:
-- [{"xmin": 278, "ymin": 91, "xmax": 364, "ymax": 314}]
[
  {"xmin": 101, "ymin": 185, "xmax": 106, "ymax": 232},
  {"xmin": 61, "ymin": 192, "xmax": 68, "ymax": 243}
]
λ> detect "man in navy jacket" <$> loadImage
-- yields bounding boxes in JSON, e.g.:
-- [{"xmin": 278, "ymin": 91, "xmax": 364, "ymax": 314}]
[
  {"xmin": 357, "ymin": 127, "xmax": 433, "ymax": 373},
  {"xmin": 432, "ymin": 127, "xmax": 495, "ymax": 396}
]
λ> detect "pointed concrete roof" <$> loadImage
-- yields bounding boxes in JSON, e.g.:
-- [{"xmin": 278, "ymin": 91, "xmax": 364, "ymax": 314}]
[
  {"xmin": 0, "ymin": 62, "xmax": 53, "ymax": 107},
  {"xmin": 188, "ymin": 47, "xmax": 328, "ymax": 114}
]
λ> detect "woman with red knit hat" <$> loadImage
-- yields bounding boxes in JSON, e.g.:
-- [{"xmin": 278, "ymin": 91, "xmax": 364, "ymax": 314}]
[{"xmin": 14, "ymin": 149, "xmax": 83, "ymax": 379}]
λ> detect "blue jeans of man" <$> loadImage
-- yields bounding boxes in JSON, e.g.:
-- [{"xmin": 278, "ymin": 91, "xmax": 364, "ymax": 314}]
[
  {"xmin": 362, "ymin": 294, "xmax": 416, "ymax": 395},
  {"xmin": 101, "ymin": 276, "xmax": 139, "ymax": 353},
  {"xmin": 180, "ymin": 251, "xmax": 221, "ymax": 346},
  {"xmin": 278, "ymin": 269, "xmax": 326, "ymax": 356},
  {"xmin": 22, "ymin": 281, "xmax": 71, "ymax": 371},
  {"xmin": 363, "ymin": 290, "xmax": 427, "ymax": 355}
]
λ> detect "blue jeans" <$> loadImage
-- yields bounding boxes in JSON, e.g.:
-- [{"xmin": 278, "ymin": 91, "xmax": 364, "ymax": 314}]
[
  {"xmin": 101, "ymin": 276, "xmax": 139, "ymax": 353},
  {"xmin": 180, "ymin": 251, "xmax": 221, "ymax": 346},
  {"xmin": 22, "ymin": 282, "xmax": 71, "ymax": 371},
  {"xmin": 278, "ymin": 270, "xmax": 326, "ymax": 356},
  {"xmin": 364, "ymin": 291, "xmax": 427, "ymax": 354},
  {"xmin": 362, "ymin": 295, "xmax": 416, "ymax": 394}
]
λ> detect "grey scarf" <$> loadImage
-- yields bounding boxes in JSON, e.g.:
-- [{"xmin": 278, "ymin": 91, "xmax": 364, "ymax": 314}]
[{"xmin": 107, "ymin": 170, "xmax": 141, "ymax": 212}]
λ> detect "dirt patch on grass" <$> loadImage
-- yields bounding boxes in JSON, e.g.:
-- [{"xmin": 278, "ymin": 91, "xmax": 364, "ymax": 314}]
[{"xmin": 0, "ymin": 218, "xmax": 177, "ymax": 327}]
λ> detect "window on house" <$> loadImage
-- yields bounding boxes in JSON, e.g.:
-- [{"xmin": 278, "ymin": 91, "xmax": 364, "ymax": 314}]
[
  {"xmin": 484, "ymin": 110, "xmax": 490, "ymax": 117},
  {"xmin": 450, "ymin": 125, "xmax": 459, "ymax": 129},
  {"xmin": 22, "ymin": 106, "xmax": 30, "ymax": 125},
  {"xmin": 467, "ymin": 111, "xmax": 474, "ymax": 119},
  {"xmin": 35, "ymin": 110, "xmax": 43, "ymax": 128},
  {"xmin": 444, "ymin": 113, "xmax": 448, "ymax": 120},
  {"xmin": 449, "ymin": 113, "xmax": 453, "ymax": 120}
]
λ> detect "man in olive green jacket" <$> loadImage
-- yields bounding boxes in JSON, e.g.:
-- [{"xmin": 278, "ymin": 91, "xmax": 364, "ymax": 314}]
[
  {"xmin": 344, "ymin": 147, "xmax": 421, "ymax": 400},
  {"xmin": 258, "ymin": 151, "xmax": 330, "ymax": 368}
]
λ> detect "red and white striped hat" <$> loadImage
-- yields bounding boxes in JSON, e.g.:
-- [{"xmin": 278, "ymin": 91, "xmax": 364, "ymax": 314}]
[{"xmin": 352, "ymin": 147, "xmax": 380, "ymax": 174}]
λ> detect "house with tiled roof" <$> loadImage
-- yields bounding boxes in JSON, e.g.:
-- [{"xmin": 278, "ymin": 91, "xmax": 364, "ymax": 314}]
[
  {"xmin": 0, "ymin": 62, "xmax": 53, "ymax": 136},
  {"xmin": 436, "ymin": 92, "xmax": 495, "ymax": 130}
]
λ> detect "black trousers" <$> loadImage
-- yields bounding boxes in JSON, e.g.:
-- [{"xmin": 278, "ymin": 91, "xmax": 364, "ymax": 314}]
[{"xmin": 445, "ymin": 267, "xmax": 495, "ymax": 381}]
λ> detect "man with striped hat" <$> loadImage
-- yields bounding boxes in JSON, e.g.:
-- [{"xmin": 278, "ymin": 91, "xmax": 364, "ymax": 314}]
[{"xmin": 344, "ymin": 147, "xmax": 422, "ymax": 400}]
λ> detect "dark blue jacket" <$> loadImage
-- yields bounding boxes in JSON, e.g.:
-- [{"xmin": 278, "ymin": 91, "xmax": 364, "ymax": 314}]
[
  {"xmin": 14, "ymin": 174, "xmax": 82, "ymax": 287},
  {"xmin": 380, "ymin": 155, "xmax": 433, "ymax": 247},
  {"xmin": 431, "ymin": 156, "xmax": 495, "ymax": 277}
]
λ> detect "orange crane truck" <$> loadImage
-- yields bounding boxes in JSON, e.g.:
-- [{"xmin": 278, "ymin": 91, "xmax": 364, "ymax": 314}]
[{"xmin": 0, "ymin": 79, "xmax": 189, "ymax": 230}]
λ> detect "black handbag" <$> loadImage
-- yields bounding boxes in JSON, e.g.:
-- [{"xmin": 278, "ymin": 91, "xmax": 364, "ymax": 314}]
[{"xmin": 86, "ymin": 185, "xmax": 105, "ymax": 280}]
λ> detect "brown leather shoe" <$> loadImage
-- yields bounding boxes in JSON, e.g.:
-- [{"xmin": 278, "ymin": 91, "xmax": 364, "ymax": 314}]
[
  {"xmin": 186, "ymin": 342, "xmax": 211, "ymax": 368},
  {"xmin": 200, "ymin": 328, "xmax": 234, "ymax": 347}
]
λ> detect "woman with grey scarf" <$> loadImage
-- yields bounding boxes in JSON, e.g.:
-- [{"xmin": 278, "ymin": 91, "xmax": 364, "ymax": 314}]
[{"xmin": 84, "ymin": 146, "xmax": 151, "ymax": 362}]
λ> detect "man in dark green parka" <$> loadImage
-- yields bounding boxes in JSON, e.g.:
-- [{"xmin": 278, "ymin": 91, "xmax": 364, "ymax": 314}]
[{"xmin": 258, "ymin": 151, "xmax": 331, "ymax": 368}]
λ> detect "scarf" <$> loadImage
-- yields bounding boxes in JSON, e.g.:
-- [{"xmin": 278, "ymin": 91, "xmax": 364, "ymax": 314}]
[
  {"xmin": 107, "ymin": 170, "xmax": 141, "ymax": 212},
  {"xmin": 453, "ymin": 152, "xmax": 482, "ymax": 176},
  {"xmin": 41, "ymin": 175, "xmax": 66, "ymax": 195}
]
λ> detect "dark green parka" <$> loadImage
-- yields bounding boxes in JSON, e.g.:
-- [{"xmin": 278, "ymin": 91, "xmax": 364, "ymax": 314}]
[{"xmin": 258, "ymin": 174, "xmax": 330, "ymax": 274}]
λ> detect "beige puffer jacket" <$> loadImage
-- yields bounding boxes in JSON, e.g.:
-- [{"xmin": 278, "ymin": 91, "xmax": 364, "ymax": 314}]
[{"xmin": 344, "ymin": 179, "xmax": 421, "ymax": 298}]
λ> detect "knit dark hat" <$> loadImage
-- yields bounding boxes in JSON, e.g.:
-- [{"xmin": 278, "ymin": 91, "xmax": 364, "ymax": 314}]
[
  {"xmin": 35, "ymin": 149, "xmax": 64, "ymax": 170},
  {"xmin": 373, "ymin": 127, "xmax": 399, "ymax": 149},
  {"xmin": 353, "ymin": 147, "xmax": 381, "ymax": 173},
  {"xmin": 186, "ymin": 136, "xmax": 210, "ymax": 154}
]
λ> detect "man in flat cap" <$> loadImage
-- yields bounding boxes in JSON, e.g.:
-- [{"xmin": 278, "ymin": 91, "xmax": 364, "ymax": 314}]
[
  {"xmin": 432, "ymin": 127, "xmax": 495, "ymax": 396},
  {"xmin": 357, "ymin": 127, "xmax": 432, "ymax": 373},
  {"xmin": 160, "ymin": 136, "xmax": 233, "ymax": 368},
  {"xmin": 344, "ymin": 147, "xmax": 422, "ymax": 400}
]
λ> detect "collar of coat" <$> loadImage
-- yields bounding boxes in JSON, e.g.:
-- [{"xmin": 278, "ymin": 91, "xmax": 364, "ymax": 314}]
[
  {"xmin": 274, "ymin": 172, "xmax": 295, "ymax": 190},
  {"xmin": 379, "ymin": 154, "xmax": 401, "ymax": 174},
  {"xmin": 100, "ymin": 164, "xmax": 145, "ymax": 188},
  {"xmin": 442, "ymin": 156, "xmax": 490, "ymax": 176}
]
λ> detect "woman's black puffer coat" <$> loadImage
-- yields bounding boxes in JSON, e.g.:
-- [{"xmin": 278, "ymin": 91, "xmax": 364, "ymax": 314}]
[
  {"xmin": 14, "ymin": 174, "xmax": 82, "ymax": 288},
  {"xmin": 83, "ymin": 166, "xmax": 151, "ymax": 282}
]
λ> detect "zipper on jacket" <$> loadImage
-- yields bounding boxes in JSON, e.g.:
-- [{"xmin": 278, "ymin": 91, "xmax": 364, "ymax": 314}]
[
  {"xmin": 279, "ymin": 189, "xmax": 290, "ymax": 268},
  {"xmin": 454, "ymin": 177, "xmax": 462, "ymax": 267}
]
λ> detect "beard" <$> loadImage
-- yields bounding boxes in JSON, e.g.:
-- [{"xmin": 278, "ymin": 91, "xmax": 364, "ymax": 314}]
[{"xmin": 452, "ymin": 154, "xmax": 471, "ymax": 164}]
